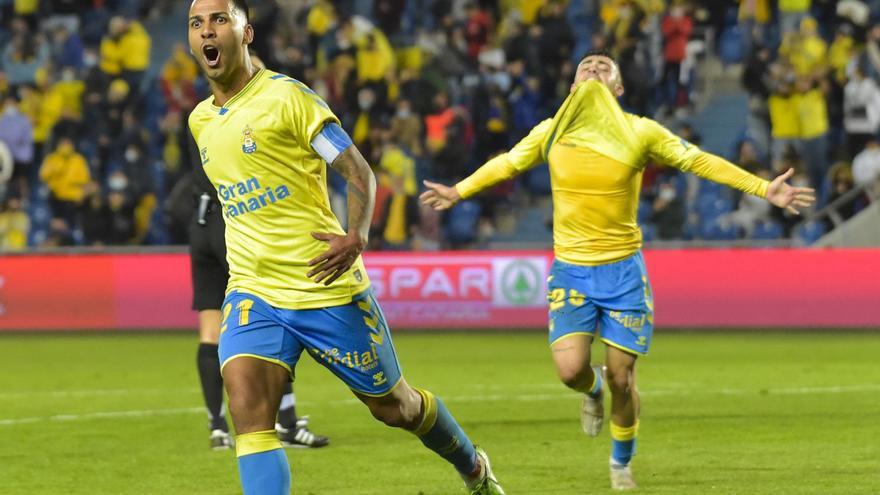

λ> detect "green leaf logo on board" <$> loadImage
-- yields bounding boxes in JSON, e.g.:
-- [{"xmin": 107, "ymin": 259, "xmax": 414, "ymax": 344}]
[{"xmin": 501, "ymin": 260, "xmax": 541, "ymax": 305}]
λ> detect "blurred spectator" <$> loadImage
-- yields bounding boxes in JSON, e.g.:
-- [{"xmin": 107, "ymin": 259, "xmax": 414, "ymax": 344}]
[
  {"xmin": 0, "ymin": 196, "xmax": 29, "ymax": 251},
  {"xmin": 796, "ymin": 76, "xmax": 829, "ymax": 189},
  {"xmin": 824, "ymin": 161, "xmax": 857, "ymax": 230},
  {"xmin": 778, "ymin": 17, "xmax": 826, "ymax": 77},
  {"xmin": 2, "ymin": 28, "xmax": 50, "ymax": 86},
  {"xmin": 738, "ymin": 0, "xmax": 771, "ymax": 55},
  {"xmin": 41, "ymin": 217, "xmax": 74, "ymax": 247},
  {"xmin": 660, "ymin": 1, "xmax": 693, "ymax": 113},
  {"xmin": 464, "ymin": 2, "xmax": 492, "ymax": 61},
  {"xmin": 39, "ymin": 136, "xmax": 90, "ymax": 225},
  {"xmin": 778, "ymin": 0, "xmax": 811, "ymax": 36},
  {"xmin": 374, "ymin": 0, "xmax": 405, "ymax": 37},
  {"xmin": 852, "ymin": 139, "xmax": 880, "ymax": 187},
  {"xmin": 736, "ymin": 139, "xmax": 767, "ymax": 173},
  {"xmin": 105, "ymin": 172, "xmax": 136, "ymax": 244},
  {"xmin": 0, "ymin": 92, "xmax": 34, "ymax": 197},
  {"xmin": 53, "ymin": 66, "xmax": 85, "ymax": 118},
  {"xmin": 50, "ymin": 24, "xmax": 85, "ymax": 70},
  {"xmin": 19, "ymin": 69, "xmax": 64, "ymax": 159},
  {"xmin": 768, "ymin": 69, "xmax": 800, "ymax": 166},
  {"xmin": 843, "ymin": 65, "xmax": 880, "ymax": 159},
  {"xmin": 389, "ymin": 98, "xmax": 423, "ymax": 156},
  {"xmin": 81, "ymin": 181, "xmax": 109, "ymax": 245},
  {"xmin": 649, "ymin": 178, "xmax": 685, "ymax": 239},
  {"xmin": 99, "ymin": 16, "xmax": 151, "ymax": 92},
  {"xmin": 721, "ymin": 168, "xmax": 773, "ymax": 237},
  {"xmin": 160, "ymin": 44, "xmax": 199, "ymax": 114}
]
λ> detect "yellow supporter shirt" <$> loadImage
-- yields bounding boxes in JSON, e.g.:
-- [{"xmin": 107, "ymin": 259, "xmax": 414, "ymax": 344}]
[
  {"xmin": 768, "ymin": 94, "xmax": 801, "ymax": 139},
  {"xmin": 456, "ymin": 80, "xmax": 769, "ymax": 265},
  {"xmin": 796, "ymin": 88, "xmax": 828, "ymax": 139},
  {"xmin": 188, "ymin": 69, "xmax": 370, "ymax": 309}
]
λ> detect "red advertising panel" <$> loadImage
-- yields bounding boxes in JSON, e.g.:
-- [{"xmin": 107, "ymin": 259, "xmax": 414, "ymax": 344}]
[{"xmin": 1, "ymin": 249, "xmax": 878, "ymax": 331}]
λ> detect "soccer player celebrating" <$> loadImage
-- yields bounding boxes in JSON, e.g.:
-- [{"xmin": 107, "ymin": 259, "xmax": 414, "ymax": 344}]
[
  {"xmin": 186, "ymin": 1, "xmax": 504, "ymax": 494},
  {"xmin": 421, "ymin": 51, "xmax": 816, "ymax": 490},
  {"xmin": 190, "ymin": 155, "xmax": 329, "ymax": 450}
]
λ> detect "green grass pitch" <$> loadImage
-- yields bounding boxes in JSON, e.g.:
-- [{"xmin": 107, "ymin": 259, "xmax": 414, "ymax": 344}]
[{"xmin": 1, "ymin": 331, "xmax": 878, "ymax": 494}]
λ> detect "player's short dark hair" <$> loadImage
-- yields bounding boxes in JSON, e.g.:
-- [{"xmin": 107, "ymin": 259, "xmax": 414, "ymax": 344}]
[
  {"xmin": 231, "ymin": 0, "xmax": 249, "ymax": 23},
  {"xmin": 580, "ymin": 49, "xmax": 617, "ymax": 65}
]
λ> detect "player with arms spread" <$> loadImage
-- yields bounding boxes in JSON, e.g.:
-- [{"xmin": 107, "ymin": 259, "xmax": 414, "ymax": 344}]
[
  {"xmin": 421, "ymin": 50, "xmax": 815, "ymax": 490},
  {"xmin": 186, "ymin": 1, "xmax": 504, "ymax": 494}
]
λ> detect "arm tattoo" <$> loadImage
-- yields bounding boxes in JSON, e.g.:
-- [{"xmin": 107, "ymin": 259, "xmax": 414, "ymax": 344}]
[{"xmin": 330, "ymin": 146, "xmax": 375, "ymax": 243}]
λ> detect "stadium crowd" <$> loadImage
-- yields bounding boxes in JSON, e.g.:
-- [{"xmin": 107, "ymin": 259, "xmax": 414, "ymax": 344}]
[{"xmin": 0, "ymin": 0, "xmax": 879, "ymax": 251}]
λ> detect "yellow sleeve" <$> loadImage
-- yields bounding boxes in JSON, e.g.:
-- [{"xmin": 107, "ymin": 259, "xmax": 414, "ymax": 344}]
[
  {"xmin": 39, "ymin": 156, "xmax": 57, "ymax": 182},
  {"xmin": 283, "ymin": 86, "xmax": 340, "ymax": 150},
  {"xmin": 71, "ymin": 156, "xmax": 91, "ymax": 186},
  {"xmin": 683, "ymin": 153, "xmax": 769, "ymax": 197},
  {"xmin": 455, "ymin": 119, "xmax": 551, "ymax": 198},
  {"xmin": 641, "ymin": 118, "xmax": 769, "ymax": 197}
]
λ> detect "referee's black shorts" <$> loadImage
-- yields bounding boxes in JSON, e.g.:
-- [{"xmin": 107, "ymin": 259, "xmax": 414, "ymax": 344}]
[{"xmin": 189, "ymin": 209, "xmax": 229, "ymax": 311}]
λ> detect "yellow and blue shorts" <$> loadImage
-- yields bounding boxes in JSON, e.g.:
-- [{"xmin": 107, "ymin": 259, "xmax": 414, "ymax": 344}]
[
  {"xmin": 218, "ymin": 288, "xmax": 402, "ymax": 396},
  {"xmin": 547, "ymin": 252, "xmax": 654, "ymax": 355}
]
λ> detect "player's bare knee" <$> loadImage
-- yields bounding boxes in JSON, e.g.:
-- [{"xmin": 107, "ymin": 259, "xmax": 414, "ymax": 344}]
[
  {"xmin": 556, "ymin": 362, "xmax": 592, "ymax": 391},
  {"xmin": 607, "ymin": 367, "xmax": 633, "ymax": 395}
]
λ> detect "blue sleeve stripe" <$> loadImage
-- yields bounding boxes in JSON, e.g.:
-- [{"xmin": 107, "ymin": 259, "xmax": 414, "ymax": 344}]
[
  {"xmin": 269, "ymin": 74, "xmax": 286, "ymax": 80},
  {"xmin": 321, "ymin": 123, "xmax": 353, "ymax": 152}
]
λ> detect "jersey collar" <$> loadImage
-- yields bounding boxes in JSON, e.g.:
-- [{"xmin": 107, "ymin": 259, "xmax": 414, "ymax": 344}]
[{"xmin": 211, "ymin": 69, "xmax": 265, "ymax": 115}]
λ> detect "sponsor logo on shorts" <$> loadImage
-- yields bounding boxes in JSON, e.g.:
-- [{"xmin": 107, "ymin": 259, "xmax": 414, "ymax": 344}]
[{"xmin": 311, "ymin": 346, "xmax": 380, "ymax": 372}]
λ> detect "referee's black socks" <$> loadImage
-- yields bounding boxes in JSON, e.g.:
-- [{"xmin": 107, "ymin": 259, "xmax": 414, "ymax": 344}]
[{"xmin": 197, "ymin": 343, "xmax": 228, "ymax": 432}]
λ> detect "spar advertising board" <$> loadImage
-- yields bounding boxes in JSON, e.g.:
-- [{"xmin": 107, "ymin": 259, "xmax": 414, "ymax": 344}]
[{"xmin": 0, "ymin": 249, "xmax": 878, "ymax": 331}]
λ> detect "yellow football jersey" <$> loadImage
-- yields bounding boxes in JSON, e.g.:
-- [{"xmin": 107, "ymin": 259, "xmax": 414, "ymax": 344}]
[
  {"xmin": 456, "ymin": 80, "xmax": 769, "ymax": 265},
  {"xmin": 189, "ymin": 69, "xmax": 370, "ymax": 309}
]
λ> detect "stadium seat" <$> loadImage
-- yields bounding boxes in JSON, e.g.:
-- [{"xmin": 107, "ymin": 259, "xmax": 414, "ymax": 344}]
[
  {"xmin": 750, "ymin": 220, "xmax": 784, "ymax": 240},
  {"xmin": 637, "ymin": 200, "xmax": 653, "ymax": 223},
  {"xmin": 718, "ymin": 26, "xmax": 745, "ymax": 65},
  {"xmin": 524, "ymin": 165, "xmax": 552, "ymax": 196},
  {"xmin": 700, "ymin": 220, "xmax": 740, "ymax": 240},
  {"xmin": 445, "ymin": 200, "xmax": 482, "ymax": 245},
  {"xmin": 796, "ymin": 220, "xmax": 827, "ymax": 245},
  {"xmin": 696, "ymin": 196, "xmax": 734, "ymax": 224},
  {"xmin": 640, "ymin": 223, "xmax": 657, "ymax": 242}
]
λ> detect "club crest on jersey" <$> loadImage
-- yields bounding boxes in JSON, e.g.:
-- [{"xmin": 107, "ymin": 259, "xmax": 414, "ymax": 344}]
[{"xmin": 242, "ymin": 126, "xmax": 257, "ymax": 154}]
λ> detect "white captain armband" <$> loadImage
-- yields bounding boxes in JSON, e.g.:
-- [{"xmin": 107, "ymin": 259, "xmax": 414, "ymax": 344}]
[{"xmin": 311, "ymin": 122, "xmax": 353, "ymax": 164}]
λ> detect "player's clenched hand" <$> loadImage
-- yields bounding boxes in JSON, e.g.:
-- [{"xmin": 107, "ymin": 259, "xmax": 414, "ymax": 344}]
[
  {"xmin": 307, "ymin": 232, "xmax": 365, "ymax": 286},
  {"xmin": 419, "ymin": 180, "xmax": 461, "ymax": 210},
  {"xmin": 765, "ymin": 168, "xmax": 816, "ymax": 215}
]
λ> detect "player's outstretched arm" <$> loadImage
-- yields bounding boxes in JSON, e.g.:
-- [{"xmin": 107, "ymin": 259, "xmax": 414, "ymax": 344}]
[
  {"xmin": 765, "ymin": 167, "xmax": 816, "ymax": 215},
  {"xmin": 420, "ymin": 180, "xmax": 461, "ymax": 210},
  {"xmin": 308, "ymin": 146, "xmax": 375, "ymax": 285}
]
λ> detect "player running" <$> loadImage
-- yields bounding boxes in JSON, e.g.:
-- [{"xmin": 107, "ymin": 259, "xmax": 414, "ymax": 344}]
[
  {"xmin": 189, "ymin": 152, "xmax": 329, "ymax": 450},
  {"xmin": 186, "ymin": 1, "xmax": 504, "ymax": 494},
  {"xmin": 421, "ymin": 50, "xmax": 815, "ymax": 490}
]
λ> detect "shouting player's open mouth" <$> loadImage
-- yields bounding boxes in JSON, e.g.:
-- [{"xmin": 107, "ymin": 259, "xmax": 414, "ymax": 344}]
[{"xmin": 202, "ymin": 44, "xmax": 221, "ymax": 68}]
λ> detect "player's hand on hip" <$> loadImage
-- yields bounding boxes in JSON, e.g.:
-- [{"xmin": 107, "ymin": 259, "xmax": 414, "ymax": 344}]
[
  {"xmin": 307, "ymin": 232, "xmax": 365, "ymax": 286},
  {"xmin": 765, "ymin": 168, "xmax": 816, "ymax": 215},
  {"xmin": 419, "ymin": 180, "xmax": 461, "ymax": 210}
]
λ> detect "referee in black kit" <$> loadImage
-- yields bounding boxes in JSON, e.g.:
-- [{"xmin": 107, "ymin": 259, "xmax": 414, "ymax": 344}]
[{"xmin": 189, "ymin": 139, "xmax": 330, "ymax": 450}]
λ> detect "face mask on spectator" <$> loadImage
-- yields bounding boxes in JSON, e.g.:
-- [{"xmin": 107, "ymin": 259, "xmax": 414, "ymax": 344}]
[
  {"xmin": 108, "ymin": 174, "xmax": 128, "ymax": 191},
  {"xmin": 358, "ymin": 92, "xmax": 375, "ymax": 111},
  {"xmin": 83, "ymin": 51, "xmax": 98, "ymax": 68},
  {"xmin": 125, "ymin": 148, "xmax": 140, "ymax": 163}
]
